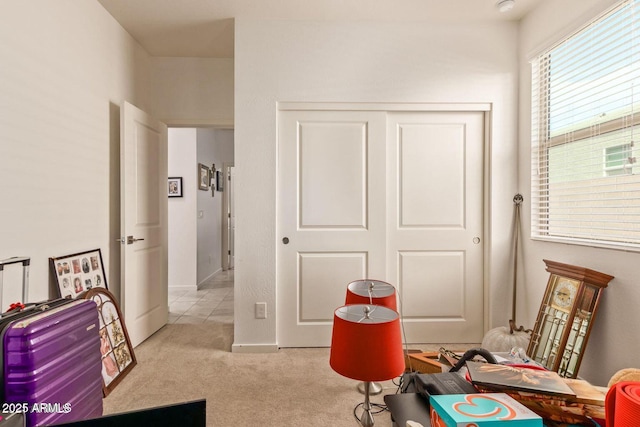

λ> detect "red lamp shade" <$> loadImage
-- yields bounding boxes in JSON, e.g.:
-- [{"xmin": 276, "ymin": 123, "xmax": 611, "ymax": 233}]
[
  {"xmin": 345, "ymin": 279, "xmax": 397, "ymax": 311},
  {"xmin": 329, "ymin": 304, "xmax": 405, "ymax": 382}
]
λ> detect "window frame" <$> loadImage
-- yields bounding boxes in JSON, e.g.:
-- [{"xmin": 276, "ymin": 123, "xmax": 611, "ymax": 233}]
[
  {"xmin": 603, "ymin": 143, "xmax": 633, "ymax": 176},
  {"xmin": 530, "ymin": 0, "xmax": 640, "ymax": 252}
]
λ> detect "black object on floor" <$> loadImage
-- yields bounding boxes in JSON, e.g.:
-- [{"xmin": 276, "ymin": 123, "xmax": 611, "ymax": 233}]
[
  {"xmin": 49, "ymin": 400, "xmax": 206, "ymax": 427},
  {"xmin": 384, "ymin": 393, "xmax": 430, "ymax": 427}
]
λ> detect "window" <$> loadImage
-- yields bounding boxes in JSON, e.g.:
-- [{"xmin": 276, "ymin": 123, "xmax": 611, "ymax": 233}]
[
  {"xmin": 531, "ymin": 0, "xmax": 640, "ymax": 249},
  {"xmin": 604, "ymin": 144, "xmax": 634, "ymax": 176}
]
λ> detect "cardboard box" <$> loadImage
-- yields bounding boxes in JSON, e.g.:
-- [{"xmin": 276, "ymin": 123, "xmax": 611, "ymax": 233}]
[
  {"xmin": 405, "ymin": 351, "xmax": 447, "ymax": 374},
  {"xmin": 429, "ymin": 393, "xmax": 543, "ymax": 427}
]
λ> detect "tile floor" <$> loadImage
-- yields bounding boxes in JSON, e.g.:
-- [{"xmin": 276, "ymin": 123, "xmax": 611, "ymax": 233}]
[{"xmin": 168, "ymin": 269, "xmax": 234, "ymax": 324}]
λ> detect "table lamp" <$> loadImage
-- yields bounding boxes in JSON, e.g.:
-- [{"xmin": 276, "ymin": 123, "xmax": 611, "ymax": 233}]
[
  {"xmin": 330, "ymin": 304, "xmax": 405, "ymax": 427},
  {"xmin": 345, "ymin": 279, "xmax": 397, "ymax": 311},
  {"xmin": 345, "ymin": 279, "xmax": 398, "ymax": 395}
]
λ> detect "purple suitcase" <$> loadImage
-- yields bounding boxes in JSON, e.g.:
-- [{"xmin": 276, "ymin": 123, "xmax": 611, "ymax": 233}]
[
  {"xmin": 0, "ymin": 258, "xmax": 103, "ymax": 427},
  {"xmin": 2, "ymin": 299, "xmax": 103, "ymax": 426}
]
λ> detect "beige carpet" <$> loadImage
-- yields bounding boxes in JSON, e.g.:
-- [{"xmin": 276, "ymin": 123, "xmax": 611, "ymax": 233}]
[{"xmin": 103, "ymin": 322, "xmax": 475, "ymax": 426}]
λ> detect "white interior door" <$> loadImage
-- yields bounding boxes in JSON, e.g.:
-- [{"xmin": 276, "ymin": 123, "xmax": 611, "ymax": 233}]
[
  {"xmin": 386, "ymin": 111, "xmax": 485, "ymax": 343},
  {"xmin": 121, "ymin": 101, "xmax": 168, "ymax": 348},
  {"xmin": 277, "ymin": 110, "xmax": 387, "ymax": 347},
  {"xmin": 277, "ymin": 106, "xmax": 486, "ymax": 347}
]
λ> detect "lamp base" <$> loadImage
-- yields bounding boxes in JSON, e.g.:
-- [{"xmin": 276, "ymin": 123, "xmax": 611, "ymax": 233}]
[
  {"xmin": 359, "ymin": 381, "xmax": 376, "ymax": 427},
  {"xmin": 357, "ymin": 381, "xmax": 382, "ymax": 395},
  {"xmin": 360, "ymin": 406, "xmax": 374, "ymax": 427}
]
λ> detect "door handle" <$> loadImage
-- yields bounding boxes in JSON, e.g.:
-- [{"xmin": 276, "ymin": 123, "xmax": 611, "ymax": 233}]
[
  {"xmin": 116, "ymin": 236, "xmax": 144, "ymax": 244},
  {"xmin": 126, "ymin": 236, "xmax": 145, "ymax": 245}
]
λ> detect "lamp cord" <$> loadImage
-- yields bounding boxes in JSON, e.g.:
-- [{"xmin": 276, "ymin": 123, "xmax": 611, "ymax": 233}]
[
  {"xmin": 396, "ymin": 284, "xmax": 412, "ymax": 375},
  {"xmin": 352, "ymin": 402, "xmax": 388, "ymax": 424}
]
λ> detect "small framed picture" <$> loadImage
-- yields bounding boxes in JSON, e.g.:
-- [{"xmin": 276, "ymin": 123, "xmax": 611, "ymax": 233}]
[
  {"xmin": 198, "ymin": 163, "xmax": 210, "ymax": 191},
  {"xmin": 209, "ymin": 164, "xmax": 216, "ymax": 195},
  {"xmin": 83, "ymin": 288, "xmax": 136, "ymax": 396},
  {"xmin": 50, "ymin": 249, "xmax": 108, "ymax": 299},
  {"xmin": 168, "ymin": 177, "xmax": 183, "ymax": 198},
  {"xmin": 216, "ymin": 170, "xmax": 224, "ymax": 192}
]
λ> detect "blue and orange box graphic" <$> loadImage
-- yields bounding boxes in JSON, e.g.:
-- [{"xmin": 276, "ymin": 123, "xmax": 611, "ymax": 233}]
[{"xmin": 430, "ymin": 393, "xmax": 543, "ymax": 427}]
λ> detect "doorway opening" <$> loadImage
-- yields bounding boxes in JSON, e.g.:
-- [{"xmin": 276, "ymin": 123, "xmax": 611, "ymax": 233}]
[{"xmin": 167, "ymin": 127, "xmax": 235, "ymax": 324}]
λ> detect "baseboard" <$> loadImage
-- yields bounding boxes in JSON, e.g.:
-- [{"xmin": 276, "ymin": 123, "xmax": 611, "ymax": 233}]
[
  {"xmin": 231, "ymin": 343, "xmax": 279, "ymax": 353},
  {"xmin": 197, "ymin": 268, "xmax": 222, "ymax": 288}
]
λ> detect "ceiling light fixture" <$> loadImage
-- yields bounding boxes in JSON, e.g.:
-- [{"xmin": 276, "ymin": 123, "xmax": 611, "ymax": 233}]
[{"xmin": 497, "ymin": 0, "xmax": 515, "ymax": 13}]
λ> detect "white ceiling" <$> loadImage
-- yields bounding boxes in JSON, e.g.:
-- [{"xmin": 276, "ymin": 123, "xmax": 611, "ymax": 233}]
[{"xmin": 97, "ymin": 0, "xmax": 540, "ymax": 58}]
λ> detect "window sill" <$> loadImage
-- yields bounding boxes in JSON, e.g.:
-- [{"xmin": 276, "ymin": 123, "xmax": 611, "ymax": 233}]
[{"xmin": 531, "ymin": 235, "xmax": 640, "ymax": 253}]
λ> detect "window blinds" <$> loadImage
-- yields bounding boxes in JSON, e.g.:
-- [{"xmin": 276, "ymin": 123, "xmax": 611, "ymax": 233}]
[{"xmin": 531, "ymin": 0, "xmax": 640, "ymax": 249}]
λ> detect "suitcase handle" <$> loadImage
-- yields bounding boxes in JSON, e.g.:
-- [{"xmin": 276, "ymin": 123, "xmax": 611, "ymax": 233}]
[
  {"xmin": 0, "ymin": 257, "xmax": 30, "ymax": 269},
  {"xmin": 0, "ymin": 257, "xmax": 30, "ymax": 312}
]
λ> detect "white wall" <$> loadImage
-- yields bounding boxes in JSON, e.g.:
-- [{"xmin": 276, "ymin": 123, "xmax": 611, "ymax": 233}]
[
  {"xmin": 196, "ymin": 129, "xmax": 234, "ymax": 285},
  {"xmin": 150, "ymin": 57, "xmax": 234, "ymax": 127},
  {"xmin": 519, "ymin": 0, "xmax": 635, "ymax": 386},
  {"xmin": 0, "ymin": 0, "xmax": 151, "ymax": 303},
  {"xmin": 168, "ymin": 128, "xmax": 198, "ymax": 290},
  {"xmin": 234, "ymin": 19, "xmax": 520, "ymax": 350}
]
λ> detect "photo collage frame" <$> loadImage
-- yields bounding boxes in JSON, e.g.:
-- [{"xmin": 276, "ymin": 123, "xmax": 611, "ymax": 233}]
[
  {"xmin": 84, "ymin": 287, "xmax": 137, "ymax": 396},
  {"xmin": 50, "ymin": 249, "xmax": 108, "ymax": 299}
]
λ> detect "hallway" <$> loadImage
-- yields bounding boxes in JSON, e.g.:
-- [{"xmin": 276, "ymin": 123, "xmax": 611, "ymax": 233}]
[{"xmin": 167, "ymin": 269, "xmax": 234, "ymax": 324}]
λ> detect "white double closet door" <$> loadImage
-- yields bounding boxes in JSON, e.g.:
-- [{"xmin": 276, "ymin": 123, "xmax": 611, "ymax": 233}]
[{"xmin": 277, "ymin": 106, "xmax": 485, "ymax": 347}]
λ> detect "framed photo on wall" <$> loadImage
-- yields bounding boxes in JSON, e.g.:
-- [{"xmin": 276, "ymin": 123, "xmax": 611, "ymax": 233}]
[
  {"xmin": 209, "ymin": 164, "xmax": 216, "ymax": 195},
  {"xmin": 198, "ymin": 163, "xmax": 210, "ymax": 190},
  {"xmin": 168, "ymin": 177, "xmax": 183, "ymax": 197},
  {"xmin": 216, "ymin": 170, "xmax": 223, "ymax": 192},
  {"xmin": 83, "ymin": 287, "xmax": 136, "ymax": 396},
  {"xmin": 50, "ymin": 249, "xmax": 108, "ymax": 299}
]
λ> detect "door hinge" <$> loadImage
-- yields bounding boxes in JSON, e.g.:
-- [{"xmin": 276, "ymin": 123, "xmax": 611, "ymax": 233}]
[{"xmin": 228, "ymin": 250, "xmax": 231, "ymax": 255}]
